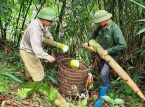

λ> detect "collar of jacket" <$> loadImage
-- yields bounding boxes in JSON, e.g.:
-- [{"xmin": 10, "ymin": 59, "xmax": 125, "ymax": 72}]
[
  {"xmin": 106, "ymin": 20, "xmax": 113, "ymax": 30},
  {"xmin": 36, "ymin": 18, "xmax": 44, "ymax": 31}
]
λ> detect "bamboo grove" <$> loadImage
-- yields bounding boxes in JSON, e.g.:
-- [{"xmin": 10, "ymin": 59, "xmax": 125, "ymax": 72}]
[{"xmin": 0, "ymin": 0, "xmax": 145, "ymax": 102}]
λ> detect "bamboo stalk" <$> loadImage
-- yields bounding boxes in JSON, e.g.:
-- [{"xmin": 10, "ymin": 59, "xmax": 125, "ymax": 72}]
[
  {"xmin": 85, "ymin": 39, "xmax": 145, "ymax": 101},
  {"xmin": 43, "ymin": 38, "xmax": 68, "ymax": 52},
  {"xmin": 84, "ymin": 46, "xmax": 96, "ymax": 53},
  {"xmin": 43, "ymin": 38, "xmax": 57, "ymax": 47}
]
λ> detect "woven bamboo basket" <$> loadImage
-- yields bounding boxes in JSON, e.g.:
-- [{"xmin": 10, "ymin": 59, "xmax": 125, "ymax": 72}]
[{"xmin": 58, "ymin": 58, "xmax": 90, "ymax": 96}]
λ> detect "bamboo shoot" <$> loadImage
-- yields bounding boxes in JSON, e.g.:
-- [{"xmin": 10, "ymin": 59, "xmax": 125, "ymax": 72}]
[{"xmin": 43, "ymin": 38, "xmax": 68, "ymax": 52}]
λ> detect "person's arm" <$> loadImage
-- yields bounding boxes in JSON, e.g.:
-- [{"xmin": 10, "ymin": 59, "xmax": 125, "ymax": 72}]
[
  {"xmin": 107, "ymin": 27, "xmax": 126, "ymax": 54},
  {"xmin": 30, "ymin": 29, "xmax": 51, "ymax": 60},
  {"xmin": 83, "ymin": 26, "xmax": 100, "ymax": 47},
  {"xmin": 87, "ymin": 28, "xmax": 99, "ymax": 42}
]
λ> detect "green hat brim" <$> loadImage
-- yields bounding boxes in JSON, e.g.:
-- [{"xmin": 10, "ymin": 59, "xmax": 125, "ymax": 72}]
[
  {"xmin": 93, "ymin": 13, "xmax": 112, "ymax": 23},
  {"xmin": 37, "ymin": 13, "xmax": 58, "ymax": 21}
]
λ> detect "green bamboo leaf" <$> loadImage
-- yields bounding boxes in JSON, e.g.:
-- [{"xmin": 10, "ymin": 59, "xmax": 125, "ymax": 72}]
[
  {"xmin": 136, "ymin": 28, "xmax": 145, "ymax": 35},
  {"xmin": 114, "ymin": 98, "xmax": 124, "ymax": 104},
  {"xmin": 47, "ymin": 75, "xmax": 57, "ymax": 84},
  {"xmin": 142, "ymin": 36, "xmax": 145, "ymax": 42},
  {"xmin": 1, "ymin": 101, "xmax": 6, "ymax": 107},
  {"xmin": 78, "ymin": 104, "xmax": 83, "ymax": 107},
  {"xmin": 0, "ymin": 6, "xmax": 3, "ymax": 15},
  {"xmin": 129, "ymin": 0, "xmax": 145, "ymax": 9},
  {"xmin": 0, "ymin": 72, "xmax": 23, "ymax": 83},
  {"xmin": 17, "ymin": 88, "xmax": 32, "ymax": 99},
  {"xmin": 127, "ymin": 66, "xmax": 135, "ymax": 70},
  {"xmin": 102, "ymin": 95, "xmax": 114, "ymax": 103},
  {"xmin": 47, "ymin": 88, "xmax": 58, "ymax": 101},
  {"xmin": 136, "ymin": 19, "xmax": 145, "ymax": 22},
  {"xmin": 81, "ymin": 98, "xmax": 87, "ymax": 105},
  {"xmin": 141, "ymin": 51, "xmax": 145, "ymax": 56}
]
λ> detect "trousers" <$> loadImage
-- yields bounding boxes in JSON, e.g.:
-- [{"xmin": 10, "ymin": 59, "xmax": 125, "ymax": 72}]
[{"xmin": 100, "ymin": 57, "xmax": 118, "ymax": 86}]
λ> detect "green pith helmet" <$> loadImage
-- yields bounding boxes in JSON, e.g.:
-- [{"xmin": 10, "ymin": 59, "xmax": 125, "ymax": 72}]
[
  {"xmin": 37, "ymin": 7, "xmax": 57, "ymax": 21},
  {"xmin": 93, "ymin": 10, "xmax": 112, "ymax": 23}
]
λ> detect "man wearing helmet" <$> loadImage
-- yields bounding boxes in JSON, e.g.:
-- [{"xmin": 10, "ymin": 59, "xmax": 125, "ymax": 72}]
[
  {"xmin": 20, "ymin": 7, "xmax": 57, "ymax": 82},
  {"xmin": 83, "ymin": 10, "xmax": 126, "ymax": 107}
]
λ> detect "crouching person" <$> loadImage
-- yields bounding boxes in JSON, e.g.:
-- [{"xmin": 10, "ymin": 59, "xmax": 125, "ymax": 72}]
[{"xmin": 20, "ymin": 7, "xmax": 57, "ymax": 82}]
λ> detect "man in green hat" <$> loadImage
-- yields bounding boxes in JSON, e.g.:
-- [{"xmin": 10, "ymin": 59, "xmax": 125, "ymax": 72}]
[
  {"xmin": 20, "ymin": 7, "xmax": 57, "ymax": 82},
  {"xmin": 83, "ymin": 10, "xmax": 126, "ymax": 107}
]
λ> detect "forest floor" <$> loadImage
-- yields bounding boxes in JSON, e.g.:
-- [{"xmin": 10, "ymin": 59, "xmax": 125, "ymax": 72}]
[
  {"xmin": 0, "ymin": 82, "xmax": 111, "ymax": 107},
  {"xmin": 0, "ymin": 48, "xmax": 144, "ymax": 107}
]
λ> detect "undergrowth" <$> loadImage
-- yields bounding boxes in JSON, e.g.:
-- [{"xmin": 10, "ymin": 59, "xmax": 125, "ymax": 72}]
[{"xmin": 0, "ymin": 46, "xmax": 145, "ymax": 107}]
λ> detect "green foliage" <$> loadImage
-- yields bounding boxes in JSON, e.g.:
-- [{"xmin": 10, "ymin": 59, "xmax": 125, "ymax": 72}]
[
  {"xmin": 78, "ymin": 98, "xmax": 88, "ymax": 107},
  {"xmin": 0, "ymin": 0, "xmax": 145, "ymax": 106},
  {"xmin": 129, "ymin": 0, "xmax": 145, "ymax": 9},
  {"xmin": 125, "ymin": 55, "xmax": 136, "ymax": 65},
  {"xmin": 1, "ymin": 101, "xmax": 6, "ymax": 107},
  {"xmin": 0, "ymin": 0, "xmax": 13, "ymax": 16},
  {"xmin": 127, "ymin": 66, "xmax": 144, "ymax": 83},
  {"xmin": 137, "ymin": 48, "xmax": 145, "ymax": 57},
  {"xmin": 135, "ymin": 18, "xmax": 145, "ymax": 35},
  {"xmin": 45, "ymin": 69, "xmax": 58, "ymax": 85},
  {"xmin": 46, "ymin": 88, "xmax": 58, "ymax": 101},
  {"xmin": 17, "ymin": 88, "xmax": 32, "ymax": 99},
  {"xmin": 102, "ymin": 95, "xmax": 124, "ymax": 107},
  {"xmin": 21, "ymin": 82, "xmax": 39, "ymax": 90},
  {"xmin": 0, "ymin": 72, "xmax": 23, "ymax": 83},
  {"xmin": 0, "ymin": 78, "xmax": 9, "ymax": 93},
  {"xmin": 20, "ymin": 82, "xmax": 58, "ymax": 101},
  {"xmin": 136, "ymin": 28, "xmax": 145, "ymax": 35},
  {"xmin": 0, "ymin": 51, "xmax": 23, "ymax": 83}
]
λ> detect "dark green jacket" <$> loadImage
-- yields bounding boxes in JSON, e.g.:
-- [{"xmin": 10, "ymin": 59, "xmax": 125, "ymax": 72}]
[{"xmin": 88, "ymin": 20, "xmax": 126, "ymax": 57}]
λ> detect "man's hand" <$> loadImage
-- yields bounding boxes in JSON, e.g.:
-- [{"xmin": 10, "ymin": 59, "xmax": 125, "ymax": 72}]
[
  {"xmin": 99, "ymin": 50, "xmax": 108, "ymax": 59},
  {"xmin": 46, "ymin": 56, "xmax": 55, "ymax": 63},
  {"xmin": 82, "ymin": 42, "xmax": 89, "ymax": 47}
]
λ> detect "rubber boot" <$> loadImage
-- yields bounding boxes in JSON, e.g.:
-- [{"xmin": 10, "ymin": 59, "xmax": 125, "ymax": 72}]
[{"xmin": 94, "ymin": 86, "xmax": 108, "ymax": 107}]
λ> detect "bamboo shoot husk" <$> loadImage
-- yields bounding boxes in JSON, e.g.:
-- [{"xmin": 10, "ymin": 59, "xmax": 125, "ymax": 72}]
[{"xmin": 85, "ymin": 39, "xmax": 145, "ymax": 101}]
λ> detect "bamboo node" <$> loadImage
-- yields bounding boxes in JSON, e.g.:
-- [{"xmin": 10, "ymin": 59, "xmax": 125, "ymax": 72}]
[
  {"xmin": 125, "ymin": 80, "xmax": 128, "ymax": 82},
  {"xmin": 135, "ymin": 91, "xmax": 139, "ymax": 93},
  {"xmin": 107, "ymin": 60, "xmax": 111, "ymax": 63},
  {"xmin": 142, "ymin": 98, "xmax": 145, "ymax": 101}
]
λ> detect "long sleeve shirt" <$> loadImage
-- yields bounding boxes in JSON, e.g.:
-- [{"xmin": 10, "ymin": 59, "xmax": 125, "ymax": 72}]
[
  {"xmin": 20, "ymin": 18, "xmax": 53, "ymax": 60},
  {"xmin": 88, "ymin": 20, "xmax": 126, "ymax": 57}
]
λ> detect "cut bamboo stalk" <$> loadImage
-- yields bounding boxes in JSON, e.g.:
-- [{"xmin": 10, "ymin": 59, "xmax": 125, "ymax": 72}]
[
  {"xmin": 84, "ymin": 39, "xmax": 145, "ymax": 101},
  {"xmin": 84, "ymin": 46, "xmax": 96, "ymax": 52},
  {"xmin": 43, "ymin": 38, "xmax": 68, "ymax": 52},
  {"xmin": 43, "ymin": 38, "xmax": 58, "ymax": 47}
]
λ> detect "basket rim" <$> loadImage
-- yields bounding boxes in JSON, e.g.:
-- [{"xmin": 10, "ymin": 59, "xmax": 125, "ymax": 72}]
[{"xmin": 59, "ymin": 58, "xmax": 90, "ymax": 72}]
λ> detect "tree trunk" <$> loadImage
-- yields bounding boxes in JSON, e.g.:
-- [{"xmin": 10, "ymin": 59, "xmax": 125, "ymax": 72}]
[{"xmin": 55, "ymin": 0, "xmax": 67, "ymax": 37}]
